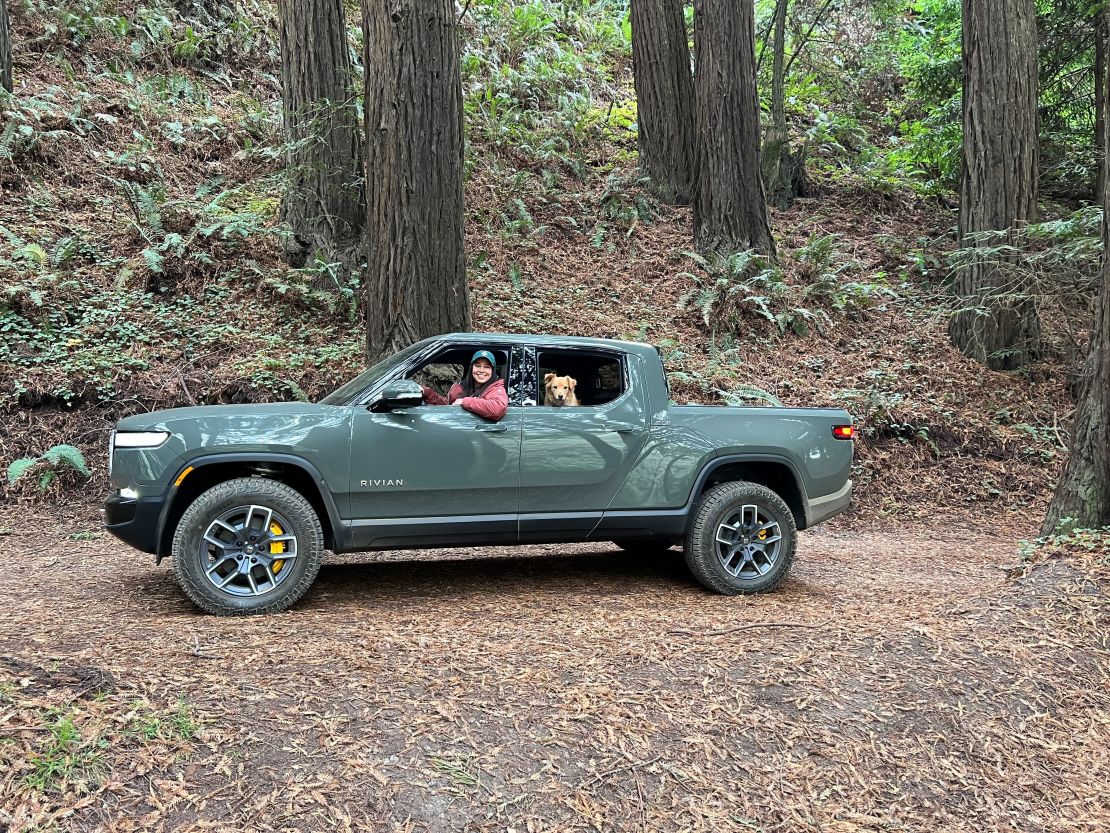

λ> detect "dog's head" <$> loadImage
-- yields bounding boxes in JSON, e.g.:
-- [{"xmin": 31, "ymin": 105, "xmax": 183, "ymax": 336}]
[{"xmin": 544, "ymin": 373, "xmax": 577, "ymax": 406}]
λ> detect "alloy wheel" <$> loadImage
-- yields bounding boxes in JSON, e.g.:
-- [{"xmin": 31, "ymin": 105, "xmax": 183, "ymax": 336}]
[{"xmin": 199, "ymin": 504, "xmax": 298, "ymax": 597}]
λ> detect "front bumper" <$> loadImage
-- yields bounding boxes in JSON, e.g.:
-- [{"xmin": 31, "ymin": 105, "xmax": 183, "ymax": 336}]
[
  {"xmin": 804, "ymin": 479, "xmax": 853, "ymax": 528},
  {"xmin": 104, "ymin": 493, "xmax": 164, "ymax": 555}
]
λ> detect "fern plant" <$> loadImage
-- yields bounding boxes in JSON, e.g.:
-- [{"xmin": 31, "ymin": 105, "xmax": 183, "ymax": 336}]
[{"xmin": 7, "ymin": 445, "xmax": 92, "ymax": 491}]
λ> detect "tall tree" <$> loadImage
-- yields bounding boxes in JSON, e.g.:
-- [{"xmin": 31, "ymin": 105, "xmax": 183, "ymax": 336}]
[
  {"xmin": 630, "ymin": 0, "xmax": 696, "ymax": 204},
  {"xmin": 278, "ymin": 0, "xmax": 364, "ymax": 276},
  {"xmin": 949, "ymin": 0, "xmax": 1039, "ymax": 370},
  {"xmin": 1, "ymin": 0, "xmax": 12, "ymax": 94},
  {"xmin": 761, "ymin": 0, "xmax": 805, "ymax": 209},
  {"xmin": 1042, "ymin": 11, "xmax": 1110, "ymax": 535},
  {"xmin": 1096, "ymin": 13, "xmax": 1107, "ymax": 196},
  {"xmin": 362, "ymin": 0, "xmax": 468, "ymax": 362},
  {"xmin": 693, "ymin": 0, "xmax": 775, "ymax": 256}
]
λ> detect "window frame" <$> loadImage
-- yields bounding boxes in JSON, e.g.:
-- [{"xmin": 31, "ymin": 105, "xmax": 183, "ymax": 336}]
[
  {"xmin": 355, "ymin": 341, "xmax": 518, "ymax": 407},
  {"xmin": 527, "ymin": 345, "xmax": 632, "ymax": 410}
]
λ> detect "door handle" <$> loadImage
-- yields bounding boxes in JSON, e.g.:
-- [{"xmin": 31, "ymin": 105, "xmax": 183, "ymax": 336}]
[
  {"xmin": 604, "ymin": 422, "xmax": 639, "ymax": 433},
  {"xmin": 475, "ymin": 424, "xmax": 509, "ymax": 432}
]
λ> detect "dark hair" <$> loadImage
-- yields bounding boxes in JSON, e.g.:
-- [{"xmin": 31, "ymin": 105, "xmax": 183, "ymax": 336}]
[{"xmin": 459, "ymin": 356, "xmax": 500, "ymax": 397}]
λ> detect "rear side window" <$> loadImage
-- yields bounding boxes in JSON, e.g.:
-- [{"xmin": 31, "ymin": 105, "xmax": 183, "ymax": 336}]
[{"xmin": 534, "ymin": 349, "xmax": 625, "ymax": 407}]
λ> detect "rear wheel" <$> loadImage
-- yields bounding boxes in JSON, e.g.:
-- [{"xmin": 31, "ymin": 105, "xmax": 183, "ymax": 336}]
[
  {"xmin": 171, "ymin": 477, "xmax": 323, "ymax": 615},
  {"xmin": 684, "ymin": 481, "xmax": 796, "ymax": 595}
]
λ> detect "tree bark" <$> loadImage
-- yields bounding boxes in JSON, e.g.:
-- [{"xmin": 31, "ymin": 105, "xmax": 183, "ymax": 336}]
[
  {"xmin": 278, "ymin": 0, "xmax": 364, "ymax": 276},
  {"xmin": 761, "ymin": 0, "xmax": 805, "ymax": 210},
  {"xmin": 1, "ymin": 0, "xmax": 12, "ymax": 94},
  {"xmin": 630, "ymin": 0, "xmax": 696, "ymax": 205},
  {"xmin": 693, "ymin": 0, "xmax": 775, "ymax": 257},
  {"xmin": 949, "ymin": 0, "xmax": 1039, "ymax": 371},
  {"xmin": 1096, "ymin": 14, "xmax": 1106, "ymax": 197},
  {"xmin": 1042, "ymin": 9, "xmax": 1110, "ymax": 535},
  {"xmin": 362, "ymin": 0, "xmax": 469, "ymax": 364}
]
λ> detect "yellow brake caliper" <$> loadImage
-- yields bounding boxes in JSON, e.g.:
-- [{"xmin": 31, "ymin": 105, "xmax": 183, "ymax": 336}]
[
  {"xmin": 269, "ymin": 521, "xmax": 286, "ymax": 573},
  {"xmin": 757, "ymin": 528, "xmax": 768, "ymax": 541}
]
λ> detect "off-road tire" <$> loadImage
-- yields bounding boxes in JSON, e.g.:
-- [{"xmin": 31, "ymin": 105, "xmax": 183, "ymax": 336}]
[
  {"xmin": 684, "ymin": 481, "xmax": 797, "ymax": 595},
  {"xmin": 171, "ymin": 477, "xmax": 323, "ymax": 615}
]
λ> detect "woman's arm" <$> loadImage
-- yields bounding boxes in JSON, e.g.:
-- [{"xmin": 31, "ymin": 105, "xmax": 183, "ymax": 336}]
[
  {"xmin": 422, "ymin": 385, "xmax": 449, "ymax": 406},
  {"xmin": 459, "ymin": 381, "xmax": 508, "ymax": 421}
]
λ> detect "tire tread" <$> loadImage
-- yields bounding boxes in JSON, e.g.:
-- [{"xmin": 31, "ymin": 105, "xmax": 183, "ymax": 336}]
[
  {"xmin": 171, "ymin": 477, "xmax": 323, "ymax": 616},
  {"xmin": 684, "ymin": 480, "xmax": 797, "ymax": 595}
]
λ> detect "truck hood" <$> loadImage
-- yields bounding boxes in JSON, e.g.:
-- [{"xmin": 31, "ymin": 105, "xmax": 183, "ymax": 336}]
[{"xmin": 116, "ymin": 402, "xmax": 351, "ymax": 458}]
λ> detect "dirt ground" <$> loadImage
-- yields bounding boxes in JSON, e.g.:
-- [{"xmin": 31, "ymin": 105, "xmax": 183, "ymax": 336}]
[{"xmin": 0, "ymin": 507, "xmax": 1107, "ymax": 833}]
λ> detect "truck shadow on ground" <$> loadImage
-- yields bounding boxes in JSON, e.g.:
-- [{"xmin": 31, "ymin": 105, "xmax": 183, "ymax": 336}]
[
  {"xmin": 306, "ymin": 547, "xmax": 700, "ymax": 603},
  {"xmin": 121, "ymin": 547, "xmax": 714, "ymax": 615}
]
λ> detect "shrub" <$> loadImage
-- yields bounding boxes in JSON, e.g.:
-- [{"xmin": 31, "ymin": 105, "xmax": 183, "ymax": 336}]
[{"xmin": 7, "ymin": 444, "xmax": 92, "ymax": 490}]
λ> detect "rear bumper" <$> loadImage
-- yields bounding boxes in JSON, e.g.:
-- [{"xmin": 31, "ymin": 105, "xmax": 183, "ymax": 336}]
[
  {"xmin": 104, "ymin": 494, "xmax": 164, "ymax": 555},
  {"xmin": 805, "ymin": 479, "xmax": 852, "ymax": 528}
]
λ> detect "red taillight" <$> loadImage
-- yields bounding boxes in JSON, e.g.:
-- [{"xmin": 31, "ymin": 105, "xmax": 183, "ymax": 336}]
[{"xmin": 832, "ymin": 425, "xmax": 854, "ymax": 440}]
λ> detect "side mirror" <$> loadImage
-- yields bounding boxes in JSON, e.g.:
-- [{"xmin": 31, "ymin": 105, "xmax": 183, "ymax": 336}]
[{"xmin": 372, "ymin": 379, "xmax": 424, "ymax": 412}]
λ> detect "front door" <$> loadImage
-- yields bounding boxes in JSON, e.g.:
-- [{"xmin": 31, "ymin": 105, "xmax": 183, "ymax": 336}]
[{"xmin": 346, "ymin": 358, "xmax": 522, "ymax": 548}]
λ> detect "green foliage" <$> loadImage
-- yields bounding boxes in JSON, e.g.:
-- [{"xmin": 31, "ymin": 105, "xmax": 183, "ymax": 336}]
[
  {"xmin": 24, "ymin": 712, "xmax": 106, "ymax": 795},
  {"xmin": 461, "ymin": 0, "xmax": 631, "ymax": 167},
  {"xmin": 946, "ymin": 206, "xmax": 1103, "ymax": 304},
  {"xmin": 25, "ymin": 0, "xmax": 279, "ymax": 67},
  {"xmin": 1018, "ymin": 524, "xmax": 1110, "ymax": 562},
  {"xmin": 678, "ymin": 236, "xmax": 895, "ymax": 338},
  {"xmin": 7, "ymin": 444, "xmax": 92, "ymax": 490},
  {"xmin": 715, "ymin": 385, "xmax": 785, "ymax": 408},
  {"xmin": 124, "ymin": 699, "xmax": 199, "ymax": 742}
]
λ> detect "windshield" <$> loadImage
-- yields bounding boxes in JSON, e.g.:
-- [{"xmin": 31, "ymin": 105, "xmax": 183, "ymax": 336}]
[{"xmin": 319, "ymin": 341, "xmax": 430, "ymax": 405}]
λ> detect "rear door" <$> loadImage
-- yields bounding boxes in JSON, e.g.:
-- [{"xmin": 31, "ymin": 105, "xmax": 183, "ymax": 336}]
[{"xmin": 517, "ymin": 347, "xmax": 648, "ymax": 540}]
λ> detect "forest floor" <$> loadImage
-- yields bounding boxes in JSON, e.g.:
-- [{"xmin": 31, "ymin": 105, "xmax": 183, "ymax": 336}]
[
  {"xmin": 3, "ymin": 2, "xmax": 1110, "ymax": 828},
  {"xmin": 1, "ymin": 505, "xmax": 1107, "ymax": 832}
]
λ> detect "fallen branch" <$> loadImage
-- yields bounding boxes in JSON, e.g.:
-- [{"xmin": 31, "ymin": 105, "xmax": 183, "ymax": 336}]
[
  {"xmin": 668, "ymin": 618, "xmax": 832, "ymax": 637},
  {"xmin": 581, "ymin": 754, "xmax": 662, "ymax": 789}
]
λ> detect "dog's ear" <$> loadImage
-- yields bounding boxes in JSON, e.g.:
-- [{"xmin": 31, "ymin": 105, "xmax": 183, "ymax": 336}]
[
  {"xmin": 544, "ymin": 373, "xmax": 555, "ymax": 385},
  {"xmin": 568, "ymin": 377, "xmax": 577, "ymax": 389}
]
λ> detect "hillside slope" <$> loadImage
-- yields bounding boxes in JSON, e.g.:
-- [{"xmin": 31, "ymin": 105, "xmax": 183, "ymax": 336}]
[{"xmin": 0, "ymin": 0, "xmax": 1083, "ymax": 526}]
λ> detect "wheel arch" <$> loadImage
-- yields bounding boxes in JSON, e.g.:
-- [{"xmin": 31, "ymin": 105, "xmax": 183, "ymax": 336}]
[
  {"xmin": 689, "ymin": 455, "xmax": 807, "ymax": 530},
  {"xmin": 156, "ymin": 454, "xmax": 341, "ymax": 561}
]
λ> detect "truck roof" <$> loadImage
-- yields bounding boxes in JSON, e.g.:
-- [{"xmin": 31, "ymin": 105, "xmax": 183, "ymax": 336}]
[{"xmin": 436, "ymin": 332, "xmax": 658, "ymax": 357}]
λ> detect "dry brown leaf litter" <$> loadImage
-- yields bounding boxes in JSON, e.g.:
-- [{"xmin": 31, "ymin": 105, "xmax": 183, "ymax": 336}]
[{"xmin": 1, "ymin": 507, "xmax": 1106, "ymax": 832}]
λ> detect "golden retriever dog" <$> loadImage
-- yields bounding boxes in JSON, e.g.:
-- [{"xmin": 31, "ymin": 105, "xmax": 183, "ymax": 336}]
[{"xmin": 544, "ymin": 373, "xmax": 580, "ymax": 407}]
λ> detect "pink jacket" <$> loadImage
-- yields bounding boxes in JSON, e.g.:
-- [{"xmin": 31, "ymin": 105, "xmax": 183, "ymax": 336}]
[{"xmin": 422, "ymin": 378, "xmax": 508, "ymax": 422}]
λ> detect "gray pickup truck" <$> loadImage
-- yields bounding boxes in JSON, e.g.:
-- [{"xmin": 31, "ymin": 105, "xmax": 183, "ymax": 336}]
[{"xmin": 105, "ymin": 333, "xmax": 853, "ymax": 614}]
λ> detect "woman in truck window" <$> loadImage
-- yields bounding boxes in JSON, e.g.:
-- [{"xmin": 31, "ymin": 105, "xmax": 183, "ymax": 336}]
[{"xmin": 421, "ymin": 350, "xmax": 508, "ymax": 422}]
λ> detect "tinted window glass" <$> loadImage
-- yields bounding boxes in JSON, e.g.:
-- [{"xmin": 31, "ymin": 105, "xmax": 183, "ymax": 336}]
[{"xmin": 534, "ymin": 350, "xmax": 624, "ymax": 407}]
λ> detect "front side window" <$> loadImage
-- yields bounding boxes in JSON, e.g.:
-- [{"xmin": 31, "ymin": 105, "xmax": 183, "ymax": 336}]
[
  {"xmin": 320, "ymin": 340, "xmax": 430, "ymax": 405},
  {"xmin": 405, "ymin": 345, "xmax": 512, "ymax": 400}
]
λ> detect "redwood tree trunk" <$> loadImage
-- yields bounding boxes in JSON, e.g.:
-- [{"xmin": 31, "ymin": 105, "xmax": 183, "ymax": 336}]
[
  {"xmin": 1096, "ymin": 15, "xmax": 1106, "ymax": 196},
  {"xmin": 630, "ymin": 0, "xmax": 696, "ymax": 205},
  {"xmin": 693, "ymin": 0, "xmax": 775, "ymax": 256},
  {"xmin": 362, "ymin": 0, "xmax": 469, "ymax": 363},
  {"xmin": 1, "ymin": 0, "xmax": 12, "ymax": 94},
  {"xmin": 949, "ymin": 0, "xmax": 1039, "ymax": 370},
  {"xmin": 761, "ymin": 0, "xmax": 805, "ymax": 209},
  {"xmin": 278, "ymin": 0, "xmax": 364, "ymax": 274},
  {"xmin": 1042, "ymin": 10, "xmax": 1110, "ymax": 535}
]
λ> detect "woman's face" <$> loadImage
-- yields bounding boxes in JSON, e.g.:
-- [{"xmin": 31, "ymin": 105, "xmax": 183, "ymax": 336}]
[{"xmin": 471, "ymin": 358, "xmax": 493, "ymax": 384}]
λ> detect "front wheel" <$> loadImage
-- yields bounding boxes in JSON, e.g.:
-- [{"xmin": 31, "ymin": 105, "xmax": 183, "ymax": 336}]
[
  {"xmin": 171, "ymin": 478, "xmax": 323, "ymax": 615},
  {"xmin": 684, "ymin": 481, "xmax": 797, "ymax": 595}
]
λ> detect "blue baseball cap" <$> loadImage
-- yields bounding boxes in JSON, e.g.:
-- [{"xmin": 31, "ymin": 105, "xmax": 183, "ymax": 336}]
[{"xmin": 470, "ymin": 350, "xmax": 496, "ymax": 366}]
